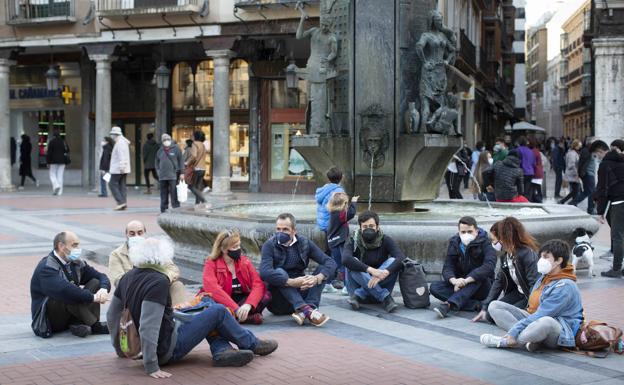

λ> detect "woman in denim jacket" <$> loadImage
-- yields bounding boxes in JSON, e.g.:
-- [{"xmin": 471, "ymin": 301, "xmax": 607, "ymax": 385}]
[{"xmin": 480, "ymin": 239, "xmax": 583, "ymax": 351}]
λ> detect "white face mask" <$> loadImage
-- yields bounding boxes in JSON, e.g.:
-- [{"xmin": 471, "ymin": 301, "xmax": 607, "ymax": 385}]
[
  {"xmin": 492, "ymin": 241, "xmax": 503, "ymax": 252},
  {"xmin": 537, "ymin": 258, "xmax": 554, "ymax": 275},
  {"xmin": 459, "ymin": 233, "xmax": 476, "ymax": 246},
  {"xmin": 163, "ymin": 140, "xmax": 172, "ymax": 147},
  {"xmin": 101, "ymin": 141, "xmax": 107, "ymax": 146},
  {"xmin": 127, "ymin": 236, "xmax": 145, "ymax": 249},
  {"xmin": 488, "ymin": 158, "xmax": 494, "ymax": 165}
]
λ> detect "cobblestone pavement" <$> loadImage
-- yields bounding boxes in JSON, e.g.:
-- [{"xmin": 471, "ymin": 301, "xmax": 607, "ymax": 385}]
[{"xmin": 0, "ymin": 187, "xmax": 622, "ymax": 385}]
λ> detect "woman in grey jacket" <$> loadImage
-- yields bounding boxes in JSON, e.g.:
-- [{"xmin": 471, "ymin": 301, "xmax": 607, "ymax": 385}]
[{"xmin": 559, "ymin": 139, "xmax": 582, "ymax": 204}]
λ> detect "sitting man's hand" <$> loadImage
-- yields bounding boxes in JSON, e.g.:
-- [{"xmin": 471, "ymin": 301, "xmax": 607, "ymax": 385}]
[
  {"xmin": 471, "ymin": 310, "xmax": 488, "ymax": 323},
  {"xmin": 149, "ymin": 370, "xmax": 172, "ymax": 379},
  {"xmin": 287, "ymin": 276, "xmax": 306, "ymax": 288},
  {"xmin": 300, "ymin": 275, "xmax": 318, "ymax": 290},
  {"xmin": 368, "ymin": 276, "xmax": 381, "ymax": 289},
  {"xmin": 378, "ymin": 269, "xmax": 390, "ymax": 281},
  {"xmin": 236, "ymin": 304, "xmax": 252, "ymax": 323},
  {"xmin": 93, "ymin": 288, "xmax": 109, "ymax": 304}
]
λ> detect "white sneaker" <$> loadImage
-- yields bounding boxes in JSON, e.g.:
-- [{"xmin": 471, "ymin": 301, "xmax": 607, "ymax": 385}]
[
  {"xmin": 480, "ymin": 334, "xmax": 506, "ymax": 348},
  {"xmin": 323, "ymin": 284, "xmax": 337, "ymax": 293},
  {"xmin": 341, "ymin": 287, "xmax": 349, "ymax": 296},
  {"xmin": 35, "ymin": 180, "xmax": 40, "ymax": 187},
  {"xmin": 308, "ymin": 309, "xmax": 330, "ymax": 327},
  {"xmin": 17, "ymin": 186, "xmax": 24, "ymax": 190}
]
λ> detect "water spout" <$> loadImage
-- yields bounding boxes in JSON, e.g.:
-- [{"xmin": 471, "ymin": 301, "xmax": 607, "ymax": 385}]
[
  {"xmin": 368, "ymin": 153, "xmax": 374, "ymax": 210},
  {"xmin": 452, "ymin": 154, "xmax": 493, "ymax": 210}
]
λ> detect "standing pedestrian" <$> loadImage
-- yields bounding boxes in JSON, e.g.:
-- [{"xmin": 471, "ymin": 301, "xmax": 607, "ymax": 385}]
[
  {"xmin": 142, "ymin": 132, "xmax": 159, "ymax": 195},
  {"xmin": 187, "ymin": 131, "xmax": 207, "ymax": 206},
  {"xmin": 571, "ymin": 139, "xmax": 597, "ymax": 214},
  {"xmin": 46, "ymin": 128, "xmax": 68, "ymax": 196},
  {"xmin": 108, "ymin": 126, "xmax": 131, "ymax": 211},
  {"xmin": 492, "ymin": 138, "xmax": 508, "ymax": 164},
  {"xmin": 528, "ymin": 138, "xmax": 543, "ymax": 203},
  {"xmin": 98, "ymin": 137, "xmax": 114, "ymax": 198},
  {"xmin": 18, "ymin": 134, "xmax": 38, "ymax": 189},
  {"xmin": 445, "ymin": 159, "xmax": 464, "ymax": 199},
  {"xmin": 471, "ymin": 151, "xmax": 494, "ymax": 202},
  {"xmin": 10, "ymin": 137, "xmax": 16, "ymax": 167},
  {"xmin": 462, "ymin": 144, "xmax": 473, "ymax": 189},
  {"xmin": 591, "ymin": 140, "xmax": 624, "ymax": 278},
  {"xmin": 516, "ymin": 137, "xmax": 536, "ymax": 201},
  {"xmin": 558, "ymin": 140, "xmax": 581, "ymax": 205},
  {"xmin": 550, "ymin": 139, "xmax": 565, "ymax": 199},
  {"xmin": 155, "ymin": 134, "xmax": 185, "ymax": 213}
]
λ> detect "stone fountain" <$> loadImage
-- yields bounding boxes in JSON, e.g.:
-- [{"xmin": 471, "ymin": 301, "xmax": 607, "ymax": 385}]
[{"xmin": 159, "ymin": 0, "xmax": 598, "ymax": 276}]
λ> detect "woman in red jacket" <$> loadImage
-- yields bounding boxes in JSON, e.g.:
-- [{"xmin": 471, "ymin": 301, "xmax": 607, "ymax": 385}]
[{"xmin": 200, "ymin": 229, "xmax": 270, "ymax": 324}]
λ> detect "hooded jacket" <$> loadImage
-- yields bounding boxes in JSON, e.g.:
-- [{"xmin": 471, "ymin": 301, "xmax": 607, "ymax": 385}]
[
  {"xmin": 315, "ymin": 183, "xmax": 345, "ymax": 231},
  {"xmin": 564, "ymin": 149, "xmax": 580, "ymax": 183},
  {"xmin": 593, "ymin": 150, "xmax": 624, "ymax": 215},
  {"xmin": 142, "ymin": 138, "xmax": 160, "ymax": 169},
  {"xmin": 110, "ymin": 136, "xmax": 131, "ymax": 174},
  {"xmin": 486, "ymin": 154, "xmax": 524, "ymax": 201},
  {"xmin": 442, "ymin": 228, "xmax": 496, "ymax": 283},
  {"xmin": 481, "ymin": 246, "xmax": 539, "ymax": 311},
  {"xmin": 517, "ymin": 145, "xmax": 536, "ymax": 176}
]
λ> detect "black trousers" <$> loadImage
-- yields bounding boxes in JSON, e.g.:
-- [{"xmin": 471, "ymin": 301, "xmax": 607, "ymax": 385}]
[
  {"xmin": 445, "ymin": 171, "xmax": 463, "ymax": 199},
  {"xmin": 523, "ymin": 175, "xmax": 534, "ymax": 200},
  {"xmin": 144, "ymin": 168, "xmax": 159, "ymax": 189},
  {"xmin": 554, "ymin": 169, "xmax": 563, "ymax": 197},
  {"xmin": 159, "ymin": 179, "xmax": 180, "ymax": 213},
  {"xmin": 430, "ymin": 279, "xmax": 491, "ymax": 311},
  {"xmin": 559, "ymin": 182, "xmax": 580, "ymax": 204},
  {"xmin": 109, "ymin": 173, "xmax": 127, "ymax": 205},
  {"xmin": 189, "ymin": 170, "xmax": 206, "ymax": 204},
  {"xmin": 46, "ymin": 279, "xmax": 101, "ymax": 333}
]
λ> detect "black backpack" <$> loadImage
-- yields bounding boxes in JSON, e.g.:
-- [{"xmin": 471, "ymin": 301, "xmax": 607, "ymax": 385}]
[{"xmin": 399, "ymin": 259, "xmax": 430, "ymax": 309}]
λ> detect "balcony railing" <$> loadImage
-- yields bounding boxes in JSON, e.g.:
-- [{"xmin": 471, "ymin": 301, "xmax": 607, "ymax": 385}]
[
  {"xmin": 560, "ymin": 99, "xmax": 590, "ymax": 113},
  {"xmin": 97, "ymin": 0, "xmax": 202, "ymax": 17},
  {"xmin": 234, "ymin": 0, "xmax": 319, "ymax": 8},
  {"xmin": 459, "ymin": 29, "xmax": 476, "ymax": 70},
  {"xmin": 6, "ymin": 0, "xmax": 75, "ymax": 25}
]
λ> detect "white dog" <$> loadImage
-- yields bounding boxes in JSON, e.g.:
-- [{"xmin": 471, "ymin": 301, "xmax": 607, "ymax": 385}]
[{"xmin": 571, "ymin": 228, "xmax": 595, "ymax": 277}]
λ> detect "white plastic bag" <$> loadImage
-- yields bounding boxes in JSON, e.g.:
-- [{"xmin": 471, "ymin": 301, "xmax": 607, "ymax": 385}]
[
  {"xmin": 102, "ymin": 172, "xmax": 111, "ymax": 183},
  {"xmin": 176, "ymin": 181, "xmax": 188, "ymax": 203}
]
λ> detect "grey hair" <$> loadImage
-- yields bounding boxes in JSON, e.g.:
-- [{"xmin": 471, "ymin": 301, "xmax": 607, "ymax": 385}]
[
  {"xmin": 129, "ymin": 237, "xmax": 174, "ymax": 266},
  {"xmin": 53, "ymin": 232, "xmax": 67, "ymax": 250}
]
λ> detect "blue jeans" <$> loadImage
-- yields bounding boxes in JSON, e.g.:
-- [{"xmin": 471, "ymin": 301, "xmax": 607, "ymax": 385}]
[
  {"xmin": 572, "ymin": 174, "xmax": 596, "ymax": 214},
  {"xmin": 99, "ymin": 171, "xmax": 108, "ymax": 197},
  {"xmin": 330, "ymin": 245, "xmax": 344, "ymax": 275},
  {"xmin": 267, "ymin": 266, "xmax": 327, "ymax": 315},
  {"xmin": 345, "ymin": 257, "xmax": 398, "ymax": 302},
  {"xmin": 430, "ymin": 279, "xmax": 491, "ymax": 311},
  {"xmin": 170, "ymin": 304, "xmax": 257, "ymax": 362}
]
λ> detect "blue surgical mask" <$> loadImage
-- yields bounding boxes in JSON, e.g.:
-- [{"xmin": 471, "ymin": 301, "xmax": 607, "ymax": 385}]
[
  {"xmin": 276, "ymin": 232, "xmax": 291, "ymax": 246},
  {"xmin": 127, "ymin": 236, "xmax": 145, "ymax": 249},
  {"xmin": 68, "ymin": 248, "xmax": 82, "ymax": 261}
]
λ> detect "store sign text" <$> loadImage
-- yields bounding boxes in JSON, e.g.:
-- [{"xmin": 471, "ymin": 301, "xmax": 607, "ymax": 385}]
[{"xmin": 10, "ymin": 87, "xmax": 61, "ymax": 100}]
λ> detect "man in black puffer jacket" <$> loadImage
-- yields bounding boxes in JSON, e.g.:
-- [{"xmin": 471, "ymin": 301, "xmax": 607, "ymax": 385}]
[
  {"xmin": 483, "ymin": 149, "xmax": 526, "ymax": 202},
  {"xmin": 431, "ymin": 216, "xmax": 497, "ymax": 318},
  {"xmin": 591, "ymin": 139, "xmax": 624, "ymax": 278}
]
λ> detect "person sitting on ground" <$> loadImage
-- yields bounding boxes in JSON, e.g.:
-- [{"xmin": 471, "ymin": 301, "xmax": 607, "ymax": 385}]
[
  {"xmin": 108, "ymin": 220, "xmax": 187, "ymax": 306},
  {"xmin": 107, "ymin": 237, "xmax": 278, "ymax": 378},
  {"xmin": 326, "ymin": 192, "xmax": 359, "ymax": 290},
  {"xmin": 430, "ymin": 216, "xmax": 496, "ymax": 318},
  {"xmin": 341, "ymin": 210, "xmax": 405, "ymax": 313},
  {"xmin": 259, "ymin": 213, "xmax": 336, "ymax": 326},
  {"xmin": 199, "ymin": 229, "xmax": 271, "ymax": 325},
  {"xmin": 315, "ymin": 166, "xmax": 345, "ymax": 233},
  {"xmin": 480, "ymin": 239, "xmax": 583, "ymax": 352},
  {"xmin": 471, "ymin": 150, "xmax": 494, "ymax": 202},
  {"xmin": 30, "ymin": 231, "xmax": 111, "ymax": 338},
  {"xmin": 483, "ymin": 149, "xmax": 527, "ymax": 203},
  {"xmin": 472, "ymin": 218, "xmax": 539, "ymax": 323}
]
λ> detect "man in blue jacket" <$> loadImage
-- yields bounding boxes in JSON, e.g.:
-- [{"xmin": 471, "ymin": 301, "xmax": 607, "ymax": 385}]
[
  {"xmin": 30, "ymin": 231, "xmax": 111, "ymax": 338},
  {"xmin": 431, "ymin": 216, "xmax": 497, "ymax": 318},
  {"xmin": 260, "ymin": 213, "xmax": 337, "ymax": 326},
  {"xmin": 315, "ymin": 166, "xmax": 344, "ymax": 232}
]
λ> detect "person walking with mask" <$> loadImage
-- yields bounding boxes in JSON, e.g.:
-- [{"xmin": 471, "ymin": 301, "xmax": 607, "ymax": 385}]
[
  {"xmin": 142, "ymin": 133, "xmax": 160, "ymax": 195},
  {"xmin": 98, "ymin": 137, "xmax": 114, "ymax": 198},
  {"xmin": 46, "ymin": 128, "xmax": 68, "ymax": 196},
  {"xmin": 18, "ymin": 134, "xmax": 38, "ymax": 189},
  {"xmin": 155, "ymin": 134, "xmax": 185, "ymax": 213},
  {"xmin": 559, "ymin": 140, "xmax": 582, "ymax": 205},
  {"xmin": 108, "ymin": 126, "xmax": 131, "ymax": 211}
]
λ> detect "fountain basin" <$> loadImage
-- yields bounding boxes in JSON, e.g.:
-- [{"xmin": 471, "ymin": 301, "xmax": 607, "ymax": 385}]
[{"xmin": 158, "ymin": 200, "xmax": 599, "ymax": 278}]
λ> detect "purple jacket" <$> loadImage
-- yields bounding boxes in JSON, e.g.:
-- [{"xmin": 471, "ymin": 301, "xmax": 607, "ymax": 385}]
[{"xmin": 517, "ymin": 146, "xmax": 536, "ymax": 176}]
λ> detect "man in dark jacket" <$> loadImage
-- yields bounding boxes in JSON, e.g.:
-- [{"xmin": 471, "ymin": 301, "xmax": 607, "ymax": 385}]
[
  {"xmin": 142, "ymin": 133, "xmax": 160, "ymax": 194},
  {"xmin": 30, "ymin": 231, "xmax": 111, "ymax": 337},
  {"xmin": 484, "ymin": 149, "xmax": 527, "ymax": 202},
  {"xmin": 551, "ymin": 139, "xmax": 566, "ymax": 198},
  {"xmin": 431, "ymin": 216, "xmax": 497, "ymax": 318},
  {"xmin": 341, "ymin": 210, "xmax": 405, "ymax": 313},
  {"xmin": 98, "ymin": 137, "xmax": 113, "ymax": 198},
  {"xmin": 591, "ymin": 139, "xmax": 624, "ymax": 278},
  {"xmin": 155, "ymin": 134, "xmax": 185, "ymax": 213},
  {"xmin": 260, "ymin": 213, "xmax": 336, "ymax": 326},
  {"xmin": 46, "ymin": 129, "xmax": 68, "ymax": 196},
  {"xmin": 573, "ymin": 141, "xmax": 597, "ymax": 214}
]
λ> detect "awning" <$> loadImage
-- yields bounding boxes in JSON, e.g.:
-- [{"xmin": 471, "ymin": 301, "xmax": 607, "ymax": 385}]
[{"xmin": 510, "ymin": 121, "xmax": 546, "ymax": 132}]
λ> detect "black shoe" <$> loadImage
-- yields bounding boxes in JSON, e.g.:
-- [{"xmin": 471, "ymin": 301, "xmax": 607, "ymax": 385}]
[
  {"xmin": 252, "ymin": 339, "xmax": 278, "ymax": 356},
  {"xmin": 347, "ymin": 295, "xmax": 361, "ymax": 311},
  {"xmin": 212, "ymin": 349, "xmax": 254, "ymax": 367},
  {"xmin": 433, "ymin": 303, "xmax": 450, "ymax": 319},
  {"xmin": 69, "ymin": 324, "xmax": 91, "ymax": 338},
  {"xmin": 383, "ymin": 295, "xmax": 398, "ymax": 313},
  {"xmin": 601, "ymin": 269, "xmax": 623, "ymax": 278},
  {"xmin": 91, "ymin": 322, "xmax": 109, "ymax": 335}
]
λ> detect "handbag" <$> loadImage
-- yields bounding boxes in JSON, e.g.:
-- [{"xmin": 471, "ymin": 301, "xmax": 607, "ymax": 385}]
[
  {"xmin": 118, "ymin": 303, "xmax": 141, "ymax": 358},
  {"xmin": 31, "ymin": 297, "xmax": 52, "ymax": 338},
  {"xmin": 399, "ymin": 258, "xmax": 430, "ymax": 309},
  {"xmin": 571, "ymin": 320, "xmax": 624, "ymax": 357},
  {"xmin": 184, "ymin": 166, "xmax": 194, "ymax": 185}
]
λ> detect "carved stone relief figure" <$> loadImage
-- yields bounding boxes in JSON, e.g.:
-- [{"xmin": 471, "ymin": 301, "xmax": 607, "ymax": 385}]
[
  {"xmin": 405, "ymin": 101, "xmax": 421, "ymax": 134},
  {"xmin": 415, "ymin": 10, "xmax": 457, "ymax": 133},
  {"xmin": 360, "ymin": 104, "xmax": 389, "ymax": 169},
  {"xmin": 296, "ymin": 2, "xmax": 338, "ymax": 135},
  {"xmin": 428, "ymin": 94, "xmax": 460, "ymax": 136}
]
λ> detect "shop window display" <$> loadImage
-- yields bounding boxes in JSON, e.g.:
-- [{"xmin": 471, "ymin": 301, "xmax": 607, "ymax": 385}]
[
  {"xmin": 38, "ymin": 110, "xmax": 65, "ymax": 168},
  {"xmin": 270, "ymin": 123, "xmax": 312, "ymax": 180}
]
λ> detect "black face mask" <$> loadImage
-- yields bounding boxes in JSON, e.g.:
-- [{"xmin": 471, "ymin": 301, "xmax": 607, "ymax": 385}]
[
  {"xmin": 362, "ymin": 228, "xmax": 378, "ymax": 243},
  {"xmin": 227, "ymin": 249, "xmax": 242, "ymax": 261}
]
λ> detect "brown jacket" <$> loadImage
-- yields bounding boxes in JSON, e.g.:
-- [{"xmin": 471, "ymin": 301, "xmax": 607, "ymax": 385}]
[{"xmin": 188, "ymin": 141, "xmax": 207, "ymax": 170}]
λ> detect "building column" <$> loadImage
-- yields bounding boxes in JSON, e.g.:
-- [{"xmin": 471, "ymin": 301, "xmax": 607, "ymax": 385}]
[
  {"xmin": 80, "ymin": 56, "xmax": 94, "ymax": 188},
  {"xmin": 89, "ymin": 54, "xmax": 114, "ymax": 191},
  {"xmin": 155, "ymin": 65, "xmax": 169, "ymax": 141},
  {"xmin": 593, "ymin": 37, "xmax": 624, "ymax": 146},
  {"xmin": 0, "ymin": 59, "xmax": 15, "ymax": 191},
  {"xmin": 249, "ymin": 76, "xmax": 260, "ymax": 193},
  {"xmin": 206, "ymin": 50, "xmax": 234, "ymax": 197}
]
